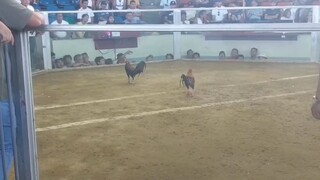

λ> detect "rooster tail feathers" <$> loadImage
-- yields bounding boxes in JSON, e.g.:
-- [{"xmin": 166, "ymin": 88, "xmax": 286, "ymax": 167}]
[{"xmin": 180, "ymin": 74, "xmax": 186, "ymax": 87}]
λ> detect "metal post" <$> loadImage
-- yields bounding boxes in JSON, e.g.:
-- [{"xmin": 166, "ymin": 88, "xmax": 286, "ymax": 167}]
[
  {"xmin": 41, "ymin": 12, "xmax": 52, "ymax": 70},
  {"xmin": 10, "ymin": 32, "xmax": 39, "ymax": 180},
  {"xmin": 0, "ymin": 108, "xmax": 8, "ymax": 180},
  {"xmin": 4, "ymin": 44, "xmax": 20, "ymax": 180},
  {"xmin": 311, "ymin": 6, "xmax": 320, "ymax": 62},
  {"xmin": 173, "ymin": 9, "xmax": 182, "ymax": 60}
]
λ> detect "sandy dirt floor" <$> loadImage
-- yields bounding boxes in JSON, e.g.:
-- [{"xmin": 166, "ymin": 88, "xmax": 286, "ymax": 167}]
[{"xmin": 33, "ymin": 61, "xmax": 320, "ymax": 180}]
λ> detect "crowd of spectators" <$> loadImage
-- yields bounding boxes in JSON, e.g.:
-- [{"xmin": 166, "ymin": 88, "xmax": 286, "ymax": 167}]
[
  {"xmin": 36, "ymin": 0, "xmax": 314, "ymax": 39},
  {"xmin": 184, "ymin": 47, "xmax": 268, "ymax": 60},
  {"xmin": 51, "ymin": 50, "xmax": 177, "ymax": 69},
  {"xmin": 17, "ymin": 0, "xmax": 314, "ymax": 39},
  {"xmin": 27, "ymin": 0, "xmax": 316, "ymax": 26}
]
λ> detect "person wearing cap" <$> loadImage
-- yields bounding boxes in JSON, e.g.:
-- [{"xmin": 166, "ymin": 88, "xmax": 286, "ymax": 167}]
[
  {"xmin": 96, "ymin": 1, "xmax": 110, "ymax": 24},
  {"xmin": 162, "ymin": 1, "xmax": 177, "ymax": 23},
  {"xmin": 160, "ymin": 0, "xmax": 177, "ymax": 9}
]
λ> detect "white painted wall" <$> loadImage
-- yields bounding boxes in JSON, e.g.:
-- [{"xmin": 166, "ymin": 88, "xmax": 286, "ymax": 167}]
[{"xmin": 52, "ymin": 33, "xmax": 311, "ymax": 61}]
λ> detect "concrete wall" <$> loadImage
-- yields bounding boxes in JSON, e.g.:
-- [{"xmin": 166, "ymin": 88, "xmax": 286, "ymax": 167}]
[{"xmin": 52, "ymin": 33, "xmax": 312, "ymax": 62}]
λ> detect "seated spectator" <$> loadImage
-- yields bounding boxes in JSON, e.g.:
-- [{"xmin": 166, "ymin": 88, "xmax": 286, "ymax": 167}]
[
  {"xmin": 181, "ymin": 11, "xmax": 190, "ymax": 24},
  {"xmin": 62, "ymin": 55, "xmax": 73, "ymax": 67},
  {"xmin": 94, "ymin": 56, "xmax": 105, "ymax": 65},
  {"xmin": 262, "ymin": 1, "xmax": 281, "ymax": 22},
  {"xmin": 55, "ymin": 59, "xmax": 65, "ymax": 69},
  {"xmin": 162, "ymin": 1, "xmax": 177, "ymax": 24},
  {"xmin": 295, "ymin": 8, "xmax": 312, "ymax": 23},
  {"xmin": 82, "ymin": 52, "xmax": 93, "ymax": 65},
  {"xmin": 124, "ymin": 12, "xmax": 144, "ymax": 24},
  {"xmin": 80, "ymin": 0, "xmax": 95, "ymax": 9},
  {"xmin": 105, "ymin": 58, "xmax": 113, "ymax": 64},
  {"xmin": 219, "ymin": 51, "xmax": 225, "ymax": 59},
  {"xmin": 165, "ymin": 53, "xmax": 174, "ymax": 59},
  {"xmin": 127, "ymin": 0, "xmax": 139, "ymax": 9},
  {"xmin": 72, "ymin": 54, "xmax": 89, "ymax": 67},
  {"xmin": 194, "ymin": 10, "xmax": 209, "ymax": 24},
  {"xmin": 116, "ymin": 52, "xmax": 130, "ymax": 64},
  {"xmin": 21, "ymin": 0, "xmax": 35, "ymax": 11},
  {"xmin": 73, "ymin": 14, "xmax": 90, "ymax": 38},
  {"xmin": 211, "ymin": 1, "xmax": 228, "ymax": 23},
  {"xmin": 246, "ymin": 0, "xmax": 264, "ymax": 22},
  {"xmin": 30, "ymin": 0, "xmax": 40, "ymax": 11},
  {"xmin": 160, "ymin": 0, "xmax": 177, "ymax": 9},
  {"xmin": 187, "ymin": 49, "xmax": 193, "ymax": 59},
  {"xmin": 181, "ymin": 2, "xmax": 196, "ymax": 23},
  {"xmin": 192, "ymin": 52, "xmax": 200, "ymax": 59},
  {"xmin": 250, "ymin": 47, "xmax": 258, "ymax": 60},
  {"xmin": 281, "ymin": 9, "xmax": 293, "ymax": 22},
  {"xmin": 230, "ymin": 48, "xmax": 239, "ymax": 59},
  {"xmin": 224, "ymin": 3, "xmax": 244, "ymax": 23},
  {"xmin": 96, "ymin": 1, "xmax": 110, "ymax": 24},
  {"xmin": 107, "ymin": 15, "xmax": 116, "ymax": 24},
  {"xmin": 50, "ymin": 13, "xmax": 70, "ymax": 39},
  {"xmin": 127, "ymin": 0, "xmax": 142, "ymax": 21},
  {"xmin": 78, "ymin": 0, "xmax": 95, "ymax": 23},
  {"xmin": 96, "ymin": 0, "xmax": 111, "ymax": 9},
  {"xmin": 114, "ymin": 0, "xmax": 126, "ymax": 10}
]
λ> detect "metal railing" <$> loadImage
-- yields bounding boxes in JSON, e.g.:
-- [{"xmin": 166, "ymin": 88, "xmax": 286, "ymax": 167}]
[{"xmin": 1, "ymin": 5, "xmax": 320, "ymax": 180}]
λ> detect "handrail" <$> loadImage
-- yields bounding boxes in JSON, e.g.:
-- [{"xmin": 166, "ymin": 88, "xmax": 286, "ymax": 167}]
[
  {"xmin": 39, "ymin": 23, "xmax": 320, "ymax": 32},
  {"xmin": 43, "ymin": 5, "xmax": 316, "ymax": 14}
]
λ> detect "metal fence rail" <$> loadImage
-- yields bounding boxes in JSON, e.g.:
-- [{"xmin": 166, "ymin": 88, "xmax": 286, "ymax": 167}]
[
  {"xmin": 41, "ymin": 23, "xmax": 320, "ymax": 32},
  {"xmin": 1, "ymin": 5, "xmax": 320, "ymax": 179}
]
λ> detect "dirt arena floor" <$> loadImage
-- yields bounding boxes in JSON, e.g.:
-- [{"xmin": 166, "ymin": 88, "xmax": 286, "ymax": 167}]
[{"xmin": 33, "ymin": 60, "xmax": 320, "ymax": 180}]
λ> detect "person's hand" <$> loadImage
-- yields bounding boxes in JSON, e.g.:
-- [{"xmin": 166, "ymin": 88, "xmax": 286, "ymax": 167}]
[{"xmin": 0, "ymin": 21, "xmax": 14, "ymax": 45}]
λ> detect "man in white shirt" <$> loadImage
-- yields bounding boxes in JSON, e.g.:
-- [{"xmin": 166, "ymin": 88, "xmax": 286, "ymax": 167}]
[
  {"xmin": 160, "ymin": 0, "xmax": 176, "ymax": 9},
  {"xmin": 51, "ymin": 13, "xmax": 69, "ymax": 39},
  {"xmin": 211, "ymin": 1, "xmax": 227, "ymax": 23},
  {"xmin": 21, "ymin": 0, "xmax": 35, "ymax": 11},
  {"xmin": 78, "ymin": 0, "xmax": 95, "ymax": 23}
]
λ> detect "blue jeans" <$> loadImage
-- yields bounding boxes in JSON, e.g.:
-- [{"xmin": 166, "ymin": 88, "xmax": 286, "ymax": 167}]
[{"xmin": 0, "ymin": 101, "xmax": 13, "ymax": 179}]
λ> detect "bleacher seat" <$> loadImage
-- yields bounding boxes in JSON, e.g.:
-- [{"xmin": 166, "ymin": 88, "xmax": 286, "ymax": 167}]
[
  {"xmin": 32, "ymin": 3, "xmax": 41, "ymax": 11},
  {"xmin": 63, "ymin": 5, "xmax": 76, "ymax": 10},
  {"xmin": 63, "ymin": 6, "xmax": 77, "ymax": 24},
  {"xmin": 71, "ymin": 0, "xmax": 80, "ymax": 5},
  {"xmin": 47, "ymin": 5, "xmax": 60, "ymax": 23},
  {"xmin": 47, "ymin": 5, "xmax": 59, "ymax": 11},
  {"xmin": 39, "ymin": 0, "xmax": 56, "ymax": 6}
]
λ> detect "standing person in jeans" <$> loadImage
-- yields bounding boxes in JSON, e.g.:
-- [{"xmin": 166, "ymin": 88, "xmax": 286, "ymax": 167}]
[{"xmin": 0, "ymin": 0, "xmax": 44, "ymax": 178}]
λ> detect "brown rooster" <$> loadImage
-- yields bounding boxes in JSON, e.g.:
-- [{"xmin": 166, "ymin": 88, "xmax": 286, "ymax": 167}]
[
  {"xmin": 125, "ymin": 61, "xmax": 147, "ymax": 83},
  {"xmin": 180, "ymin": 69, "xmax": 195, "ymax": 96}
]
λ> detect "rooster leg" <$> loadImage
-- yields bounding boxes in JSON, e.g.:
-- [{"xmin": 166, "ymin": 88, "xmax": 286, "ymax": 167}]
[
  {"xmin": 128, "ymin": 77, "xmax": 131, "ymax": 84},
  {"xmin": 190, "ymin": 89, "xmax": 194, "ymax": 97},
  {"xmin": 186, "ymin": 89, "xmax": 190, "ymax": 96}
]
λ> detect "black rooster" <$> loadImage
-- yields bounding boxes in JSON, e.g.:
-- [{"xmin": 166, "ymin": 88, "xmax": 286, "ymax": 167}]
[
  {"xmin": 125, "ymin": 61, "xmax": 147, "ymax": 83},
  {"xmin": 180, "ymin": 69, "xmax": 195, "ymax": 96}
]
